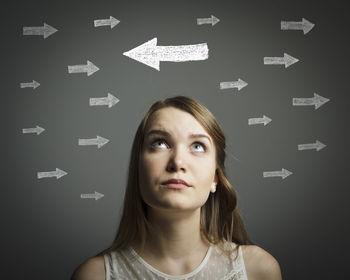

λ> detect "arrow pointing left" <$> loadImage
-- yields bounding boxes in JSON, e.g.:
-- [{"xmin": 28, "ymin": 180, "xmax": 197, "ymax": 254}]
[
  {"xmin": 37, "ymin": 168, "xmax": 67, "ymax": 179},
  {"xmin": 68, "ymin": 60, "xmax": 100, "ymax": 76},
  {"xmin": 22, "ymin": 126, "xmax": 45, "ymax": 135},
  {"xmin": 123, "ymin": 37, "xmax": 209, "ymax": 71},
  {"xmin": 78, "ymin": 135, "xmax": 109, "ymax": 148},
  {"xmin": 20, "ymin": 80, "xmax": 40, "ymax": 89},
  {"xmin": 23, "ymin": 23, "xmax": 58, "ymax": 39}
]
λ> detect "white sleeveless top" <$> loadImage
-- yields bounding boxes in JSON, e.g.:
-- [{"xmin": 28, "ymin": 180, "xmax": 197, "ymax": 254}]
[{"xmin": 103, "ymin": 242, "xmax": 248, "ymax": 280}]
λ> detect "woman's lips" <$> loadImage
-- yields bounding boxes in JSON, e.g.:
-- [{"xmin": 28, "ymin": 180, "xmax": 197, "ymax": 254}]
[{"xmin": 162, "ymin": 183, "xmax": 189, "ymax": 189}]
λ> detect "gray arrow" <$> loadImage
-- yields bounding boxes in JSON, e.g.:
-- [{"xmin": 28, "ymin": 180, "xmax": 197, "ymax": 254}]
[
  {"xmin": 248, "ymin": 115, "xmax": 272, "ymax": 126},
  {"xmin": 264, "ymin": 53, "xmax": 299, "ymax": 68},
  {"xmin": 89, "ymin": 93, "xmax": 120, "ymax": 108},
  {"xmin": 220, "ymin": 78, "xmax": 248, "ymax": 91},
  {"xmin": 281, "ymin": 18, "xmax": 315, "ymax": 35},
  {"xmin": 94, "ymin": 16, "xmax": 120, "ymax": 28},
  {"xmin": 293, "ymin": 93, "xmax": 330, "ymax": 110},
  {"xmin": 20, "ymin": 80, "xmax": 40, "ymax": 89},
  {"xmin": 123, "ymin": 37, "xmax": 208, "ymax": 71},
  {"xmin": 80, "ymin": 191, "xmax": 105, "ymax": 200},
  {"xmin": 263, "ymin": 168, "xmax": 293, "ymax": 179},
  {"xmin": 298, "ymin": 140, "xmax": 326, "ymax": 152},
  {"xmin": 197, "ymin": 15, "xmax": 220, "ymax": 26},
  {"xmin": 78, "ymin": 135, "xmax": 109, "ymax": 148},
  {"xmin": 68, "ymin": 60, "xmax": 100, "ymax": 76},
  {"xmin": 22, "ymin": 125, "xmax": 45, "ymax": 135},
  {"xmin": 37, "ymin": 168, "xmax": 67, "ymax": 179},
  {"xmin": 23, "ymin": 23, "xmax": 58, "ymax": 39}
]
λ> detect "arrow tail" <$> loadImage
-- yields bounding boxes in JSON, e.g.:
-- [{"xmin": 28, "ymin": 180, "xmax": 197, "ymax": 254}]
[
  {"xmin": 293, "ymin": 98, "xmax": 314, "ymax": 106},
  {"xmin": 22, "ymin": 128, "xmax": 36, "ymax": 134},
  {"xmin": 157, "ymin": 43, "xmax": 208, "ymax": 62},
  {"xmin": 197, "ymin": 18, "xmax": 212, "ymax": 25},
  {"xmin": 220, "ymin": 81, "xmax": 238, "ymax": 90},
  {"xmin": 37, "ymin": 171, "xmax": 55, "ymax": 179},
  {"xmin": 298, "ymin": 143, "xmax": 316, "ymax": 151},
  {"xmin": 79, "ymin": 138, "xmax": 97, "ymax": 146},
  {"xmin": 89, "ymin": 97, "xmax": 109, "ymax": 106},
  {"xmin": 264, "ymin": 57, "xmax": 284, "ymax": 65},
  {"xmin": 23, "ymin": 26, "xmax": 44, "ymax": 36},
  {"xmin": 281, "ymin": 21, "xmax": 303, "ymax": 30},
  {"xmin": 263, "ymin": 171, "xmax": 282, "ymax": 178},
  {"xmin": 94, "ymin": 19, "xmax": 110, "ymax": 27},
  {"xmin": 68, "ymin": 65, "xmax": 87, "ymax": 74},
  {"xmin": 20, "ymin": 82, "xmax": 33, "ymax": 88},
  {"xmin": 248, "ymin": 118, "xmax": 263, "ymax": 125}
]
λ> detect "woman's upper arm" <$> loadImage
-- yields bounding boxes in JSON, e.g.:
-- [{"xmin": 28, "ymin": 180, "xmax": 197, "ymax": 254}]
[
  {"xmin": 243, "ymin": 245, "xmax": 283, "ymax": 280},
  {"xmin": 71, "ymin": 256, "xmax": 105, "ymax": 280}
]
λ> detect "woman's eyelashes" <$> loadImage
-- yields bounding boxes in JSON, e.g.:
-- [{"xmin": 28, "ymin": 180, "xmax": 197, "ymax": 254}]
[{"xmin": 149, "ymin": 138, "xmax": 207, "ymax": 152}]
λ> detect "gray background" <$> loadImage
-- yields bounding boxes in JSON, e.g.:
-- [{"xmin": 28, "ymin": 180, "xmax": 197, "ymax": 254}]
[{"xmin": 3, "ymin": 0, "xmax": 349, "ymax": 279}]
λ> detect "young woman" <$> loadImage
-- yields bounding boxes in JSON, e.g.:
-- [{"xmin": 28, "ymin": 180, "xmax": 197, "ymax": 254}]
[{"xmin": 71, "ymin": 96, "xmax": 282, "ymax": 280}]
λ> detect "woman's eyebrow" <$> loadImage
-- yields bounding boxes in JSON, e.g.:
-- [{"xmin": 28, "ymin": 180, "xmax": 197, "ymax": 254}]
[{"xmin": 146, "ymin": 129, "xmax": 212, "ymax": 144}]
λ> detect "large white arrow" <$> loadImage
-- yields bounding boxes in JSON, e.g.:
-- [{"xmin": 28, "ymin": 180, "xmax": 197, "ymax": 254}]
[
  {"xmin": 78, "ymin": 135, "xmax": 109, "ymax": 148},
  {"xmin": 123, "ymin": 37, "xmax": 209, "ymax": 71},
  {"xmin": 264, "ymin": 53, "xmax": 299, "ymax": 68},
  {"xmin": 94, "ymin": 16, "xmax": 120, "ymax": 29},
  {"xmin": 263, "ymin": 168, "xmax": 293, "ymax": 179},
  {"xmin": 22, "ymin": 126, "xmax": 45, "ymax": 135},
  {"xmin": 248, "ymin": 115, "xmax": 272, "ymax": 126},
  {"xmin": 298, "ymin": 140, "xmax": 326, "ymax": 152},
  {"xmin": 37, "ymin": 168, "xmax": 67, "ymax": 179},
  {"xmin": 293, "ymin": 93, "xmax": 329, "ymax": 110},
  {"xmin": 89, "ymin": 93, "xmax": 120, "ymax": 108},
  {"xmin": 68, "ymin": 60, "xmax": 100, "ymax": 76},
  {"xmin": 23, "ymin": 23, "xmax": 58, "ymax": 39},
  {"xmin": 81, "ymin": 191, "xmax": 105, "ymax": 200},
  {"xmin": 220, "ymin": 78, "xmax": 248, "ymax": 91},
  {"xmin": 197, "ymin": 15, "xmax": 220, "ymax": 26},
  {"xmin": 281, "ymin": 18, "xmax": 315, "ymax": 35},
  {"xmin": 20, "ymin": 80, "xmax": 40, "ymax": 89}
]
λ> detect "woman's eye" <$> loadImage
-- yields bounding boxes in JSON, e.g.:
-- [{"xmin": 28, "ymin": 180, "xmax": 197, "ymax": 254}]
[{"xmin": 150, "ymin": 138, "xmax": 206, "ymax": 152}]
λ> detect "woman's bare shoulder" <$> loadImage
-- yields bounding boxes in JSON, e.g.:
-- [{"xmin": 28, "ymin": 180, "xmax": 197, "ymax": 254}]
[
  {"xmin": 71, "ymin": 256, "xmax": 105, "ymax": 280},
  {"xmin": 241, "ymin": 245, "xmax": 282, "ymax": 280}
]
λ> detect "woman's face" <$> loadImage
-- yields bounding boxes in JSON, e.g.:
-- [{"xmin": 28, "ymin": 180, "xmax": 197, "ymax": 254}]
[{"xmin": 139, "ymin": 107, "xmax": 218, "ymax": 213}]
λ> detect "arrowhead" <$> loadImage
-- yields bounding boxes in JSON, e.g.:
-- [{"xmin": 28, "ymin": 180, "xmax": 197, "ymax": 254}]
[
  {"xmin": 302, "ymin": 18, "xmax": 315, "ymax": 34},
  {"xmin": 110, "ymin": 16, "xmax": 120, "ymax": 28},
  {"xmin": 211, "ymin": 15, "xmax": 220, "ymax": 26},
  {"xmin": 281, "ymin": 168, "xmax": 293, "ymax": 179},
  {"xmin": 123, "ymin": 37, "xmax": 160, "ymax": 70},
  {"xmin": 237, "ymin": 78, "xmax": 248, "ymax": 90},
  {"xmin": 43, "ymin": 23, "xmax": 58, "ymax": 39},
  {"xmin": 284, "ymin": 53, "xmax": 299, "ymax": 68},
  {"xmin": 87, "ymin": 60, "xmax": 100, "ymax": 76},
  {"xmin": 55, "ymin": 168, "xmax": 67, "ymax": 179},
  {"xmin": 94, "ymin": 191, "xmax": 104, "ymax": 200},
  {"xmin": 315, "ymin": 140, "xmax": 326, "ymax": 151},
  {"xmin": 313, "ymin": 93, "xmax": 330, "ymax": 109},
  {"xmin": 107, "ymin": 93, "xmax": 120, "ymax": 108},
  {"xmin": 96, "ymin": 135, "xmax": 109, "ymax": 148},
  {"xmin": 36, "ymin": 125, "xmax": 45, "ymax": 135},
  {"xmin": 262, "ymin": 115, "xmax": 272, "ymax": 126},
  {"xmin": 32, "ymin": 80, "xmax": 40, "ymax": 89}
]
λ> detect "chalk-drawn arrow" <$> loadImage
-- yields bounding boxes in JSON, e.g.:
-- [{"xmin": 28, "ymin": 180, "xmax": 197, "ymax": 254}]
[
  {"xmin": 94, "ymin": 16, "xmax": 120, "ymax": 29},
  {"xmin": 298, "ymin": 140, "xmax": 326, "ymax": 152},
  {"xmin": 78, "ymin": 135, "xmax": 109, "ymax": 148},
  {"xmin": 22, "ymin": 126, "xmax": 45, "ymax": 135},
  {"xmin": 264, "ymin": 53, "xmax": 299, "ymax": 68},
  {"xmin": 123, "ymin": 37, "xmax": 209, "ymax": 71},
  {"xmin": 89, "ymin": 93, "xmax": 120, "ymax": 108},
  {"xmin": 281, "ymin": 18, "xmax": 315, "ymax": 34},
  {"xmin": 23, "ymin": 23, "xmax": 58, "ymax": 39},
  {"xmin": 197, "ymin": 15, "xmax": 220, "ymax": 26},
  {"xmin": 20, "ymin": 80, "xmax": 40, "ymax": 89},
  {"xmin": 263, "ymin": 168, "xmax": 293, "ymax": 179},
  {"xmin": 37, "ymin": 168, "xmax": 67, "ymax": 179},
  {"xmin": 68, "ymin": 60, "xmax": 100, "ymax": 76},
  {"xmin": 81, "ymin": 191, "xmax": 104, "ymax": 200},
  {"xmin": 293, "ymin": 93, "xmax": 329, "ymax": 110},
  {"xmin": 248, "ymin": 115, "xmax": 272, "ymax": 126},
  {"xmin": 220, "ymin": 78, "xmax": 248, "ymax": 91}
]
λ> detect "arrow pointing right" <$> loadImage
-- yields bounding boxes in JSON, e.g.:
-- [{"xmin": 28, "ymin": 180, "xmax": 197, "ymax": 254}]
[
  {"xmin": 94, "ymin": 16, "xmax": 120, "ymax": 29},
  {"xmin": 80, "ymin": 191, "xmax": 105, "ymax": 200},
  {"xmin": 23, "ymin": 23, "xmax": 58, "ymax": 39},
  {"xmin": 264, "ymin": 53, "xmax": 299, "ymax": 68},
  {"xmin": 22, "ymin": 126, "xmax": 45, "ymax": 135},
  {"xmin": 263, "ymin": 168, "xmax": 293, "ymax": 179},
  {"xmin": 68, "ymin": 60, "xmax": 100, "ymax": 76},
  {"xmin": 78, "ymin": 135, "xmax": 109, "ymax": 148},
  {"xmin": 248, "ymin": 115, "xmax": 272, "ymax": 126},
  {"xmin": 298, "ymin": 140, "xmax": 326, "ymax": 152},
  {"xmin": 220, "ymin": 78, "xmax": 248, "ymax": 91},
  {"xmin": 37, "ymin": 168, "xmax": 67, "ymax": 179},
  {"xmin": 20, "ymin": 80, "xmax": 40, "ymax": 89},
  {"xmin": 281, "ymin": 18, "xmax": 315, "ymax": 34},
  {"xmin": 293, "ymin": 93, "xmax": 330, "ymax": 110},
  {"xmin": 197, "ymin": 15, "xmax": 220, "ymax": 26},
  {"xmin": 89, "ymin": 93, "xmax": 120, "ymax": 108}
]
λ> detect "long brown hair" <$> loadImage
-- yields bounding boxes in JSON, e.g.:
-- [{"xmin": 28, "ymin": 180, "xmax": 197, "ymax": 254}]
[{"xmin": 96, "ymin": 95, "xmax": 254, "ymax": 260}]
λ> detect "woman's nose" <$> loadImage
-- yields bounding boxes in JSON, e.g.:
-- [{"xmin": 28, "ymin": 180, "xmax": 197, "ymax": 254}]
[{"xmin": 166, "ymin": 146, "xmax": 186, "ymax": 172}]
